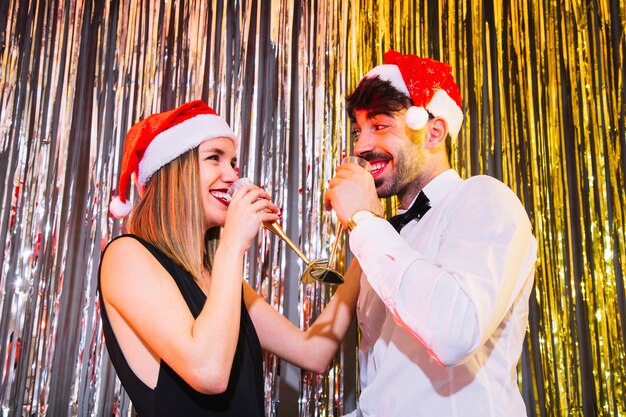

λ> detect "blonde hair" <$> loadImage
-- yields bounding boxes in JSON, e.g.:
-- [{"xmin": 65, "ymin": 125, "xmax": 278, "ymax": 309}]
[{"xmin": 126, "ymin": 148, "xmax": 218, "ymax": 280}]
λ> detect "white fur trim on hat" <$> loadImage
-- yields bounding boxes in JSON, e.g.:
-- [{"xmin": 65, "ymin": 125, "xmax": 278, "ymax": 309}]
[
  {"xmin": 426, "ymin": 89, "xmax": 464, "ymax": 138},
  {"xmin": 109, "ymin": 196, "xmax": 133, "ymax": 218},
  {"xmin": 364, "ymin": 64, "xmax": 410, "ymax": 97},
  {"xmin": 405, "ymin": 106, "xmax": 429, "ymax": 130},
  {"xmin": 137, "ymin": 114, "xmax": 237, "ymax": 185}
]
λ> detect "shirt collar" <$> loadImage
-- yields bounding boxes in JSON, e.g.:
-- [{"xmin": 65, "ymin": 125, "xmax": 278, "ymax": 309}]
[{"xmin": 399, "ymin": 169, "xmax": 462, "ymax": 213}]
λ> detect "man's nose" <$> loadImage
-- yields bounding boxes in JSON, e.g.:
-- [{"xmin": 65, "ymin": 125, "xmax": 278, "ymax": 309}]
[{"xmin": 354, "ymin": 132, "xmax": 374, "ymax": 156}]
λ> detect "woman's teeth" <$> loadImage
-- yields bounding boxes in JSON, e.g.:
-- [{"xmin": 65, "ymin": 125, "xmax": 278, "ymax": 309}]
[{"xmin": 210, "ymin": 190, "xmax": 230, "ymax": 203}]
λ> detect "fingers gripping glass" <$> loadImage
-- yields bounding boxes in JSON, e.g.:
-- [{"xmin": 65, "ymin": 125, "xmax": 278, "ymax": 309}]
[
  {"xmin": 302, "ymin": 156, "xmax": 372, "ymax": 284},
  {"xmin": 227, "ymin": 178, "xmax": 345, "ymax": 285}
]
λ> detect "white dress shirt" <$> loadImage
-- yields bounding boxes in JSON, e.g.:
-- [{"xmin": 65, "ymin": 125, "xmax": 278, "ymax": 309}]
[{"xmin": 345, "ymin": 169, "xmax": 537, "ymax": 417}]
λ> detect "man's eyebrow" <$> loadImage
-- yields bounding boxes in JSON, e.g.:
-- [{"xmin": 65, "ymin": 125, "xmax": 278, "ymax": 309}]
[{"xmin": 366, "ymin": 111, "xmax": 393, "ymax": 119}]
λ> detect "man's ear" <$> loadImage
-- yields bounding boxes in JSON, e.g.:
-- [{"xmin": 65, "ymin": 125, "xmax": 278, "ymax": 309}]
[{"xmin": 424, "ymin": 117, "xmax": 448, "ymax": 149}]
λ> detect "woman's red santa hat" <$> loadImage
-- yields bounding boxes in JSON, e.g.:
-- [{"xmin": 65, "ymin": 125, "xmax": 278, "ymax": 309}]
[
  {"xmin": 362, "ymin": 50, "xmax": 464, "ymax": 138},
  {"xmin": 109, "ymin": 100, "xmax": 237, "ymax": 218}
]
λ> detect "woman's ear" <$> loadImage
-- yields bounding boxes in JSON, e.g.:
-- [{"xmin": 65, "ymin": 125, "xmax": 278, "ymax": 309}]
[{"xmin": 425, "ymin": 117, "xmax": 448, "ymax": 149}]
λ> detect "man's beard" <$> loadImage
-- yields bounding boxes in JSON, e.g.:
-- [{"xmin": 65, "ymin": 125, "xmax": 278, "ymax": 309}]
[
  {"xmin": 375, "ymin": 152, "xmax": 426, "ymax": 200},
  {"xmin": 375, "ymin": 166, "xmax": 416, "ymax": 198}
]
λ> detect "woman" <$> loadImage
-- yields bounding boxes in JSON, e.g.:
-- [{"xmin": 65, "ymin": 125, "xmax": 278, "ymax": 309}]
[{"xmin": 99, "ymin": 100, "xmax": 360, "ymax": 416}]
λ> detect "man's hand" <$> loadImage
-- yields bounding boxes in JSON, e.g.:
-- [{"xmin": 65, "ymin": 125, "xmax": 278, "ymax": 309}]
[{"xmin": 324, "ymin": 162, "xmax": 383, "ymax": 226}]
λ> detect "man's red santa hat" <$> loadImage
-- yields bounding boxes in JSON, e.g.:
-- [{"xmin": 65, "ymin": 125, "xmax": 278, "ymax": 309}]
[
  {"xmin": 109, "ymin": 100, "xmax": 237, "ymax": 218},
  {"xmin": 363, "ymin": 50, "xmax": 464, "ymax": 138}
]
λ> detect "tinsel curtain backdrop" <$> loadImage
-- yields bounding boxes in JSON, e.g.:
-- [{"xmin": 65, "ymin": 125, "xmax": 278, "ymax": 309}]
[{"xmin": 0, "ymin": 0, "xmax": 624, "ymax": 416}]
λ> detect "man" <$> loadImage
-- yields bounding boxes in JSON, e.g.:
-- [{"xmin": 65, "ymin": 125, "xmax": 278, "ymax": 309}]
[{"xmin": 325, "ymin": 50, "xmax": 537, "ymax": 416}]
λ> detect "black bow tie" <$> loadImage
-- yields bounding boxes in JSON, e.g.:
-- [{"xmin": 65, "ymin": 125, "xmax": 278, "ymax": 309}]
[{"xmin": 388, "ymin": 191, "xmax": 431, "ymax": 232}]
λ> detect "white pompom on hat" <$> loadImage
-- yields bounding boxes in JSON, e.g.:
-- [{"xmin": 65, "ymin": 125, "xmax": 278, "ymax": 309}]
[
  {"xmin": 362, "ymin": 50, "xmax": 464, "ymax": 138},
  {"xmin": 109, "ymin": 100, "xmax": 237, "ymax": 218}
]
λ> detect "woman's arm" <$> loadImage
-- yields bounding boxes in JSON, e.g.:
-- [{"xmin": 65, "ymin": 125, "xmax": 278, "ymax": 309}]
[
  {"xmin": 244, "ymin": 259, "xmax": 361, "ymax": 373},
  {"xmin": 100, "ymin": 186, "xmax": 279, "ymax": 394},
  {"xmin": 101, "ymin": 236, "xmax": 245, "ymax": 394}
]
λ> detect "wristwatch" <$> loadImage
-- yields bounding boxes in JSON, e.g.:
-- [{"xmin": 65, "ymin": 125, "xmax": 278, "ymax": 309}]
[{"xmin": 347, "ymin": 210, "xmax": 380, "ymax": 232}]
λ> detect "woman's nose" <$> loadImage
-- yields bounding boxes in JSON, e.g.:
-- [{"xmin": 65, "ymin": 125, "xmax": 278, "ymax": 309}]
[{"xmin": 224, "ymin": 165, "xmax": 239, "ymax": 184}]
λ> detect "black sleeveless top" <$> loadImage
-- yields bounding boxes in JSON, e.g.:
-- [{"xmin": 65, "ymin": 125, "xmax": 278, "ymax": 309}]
[{"xmin": 98, "ymin": 234, "xmax": 265, "ymax": 416}]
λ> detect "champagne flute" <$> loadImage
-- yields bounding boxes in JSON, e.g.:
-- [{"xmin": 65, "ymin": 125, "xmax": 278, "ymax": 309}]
[{"xmin": 227, "ymin": 178, "xmax": 344, "ymax": 285}]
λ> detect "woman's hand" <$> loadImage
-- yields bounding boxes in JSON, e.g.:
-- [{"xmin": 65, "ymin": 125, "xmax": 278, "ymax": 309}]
[{"xmin": 221, "ymin": 185, "xmax": 279, "ymax": 252}]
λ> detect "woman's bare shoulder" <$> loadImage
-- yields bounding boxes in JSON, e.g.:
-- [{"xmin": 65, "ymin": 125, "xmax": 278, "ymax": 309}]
[{"xmin": 100, "ymin": 235, "xmax": 164, "ymax": 292}]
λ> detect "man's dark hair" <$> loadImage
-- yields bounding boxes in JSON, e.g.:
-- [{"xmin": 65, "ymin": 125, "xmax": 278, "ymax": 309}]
[
  {"xmin": 346, "ymin": 76, "xmax": 412, "ymax": 121},
  {"xmin": 346, "ymin": 75, "xmax": 452, "ymax": 162}
]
